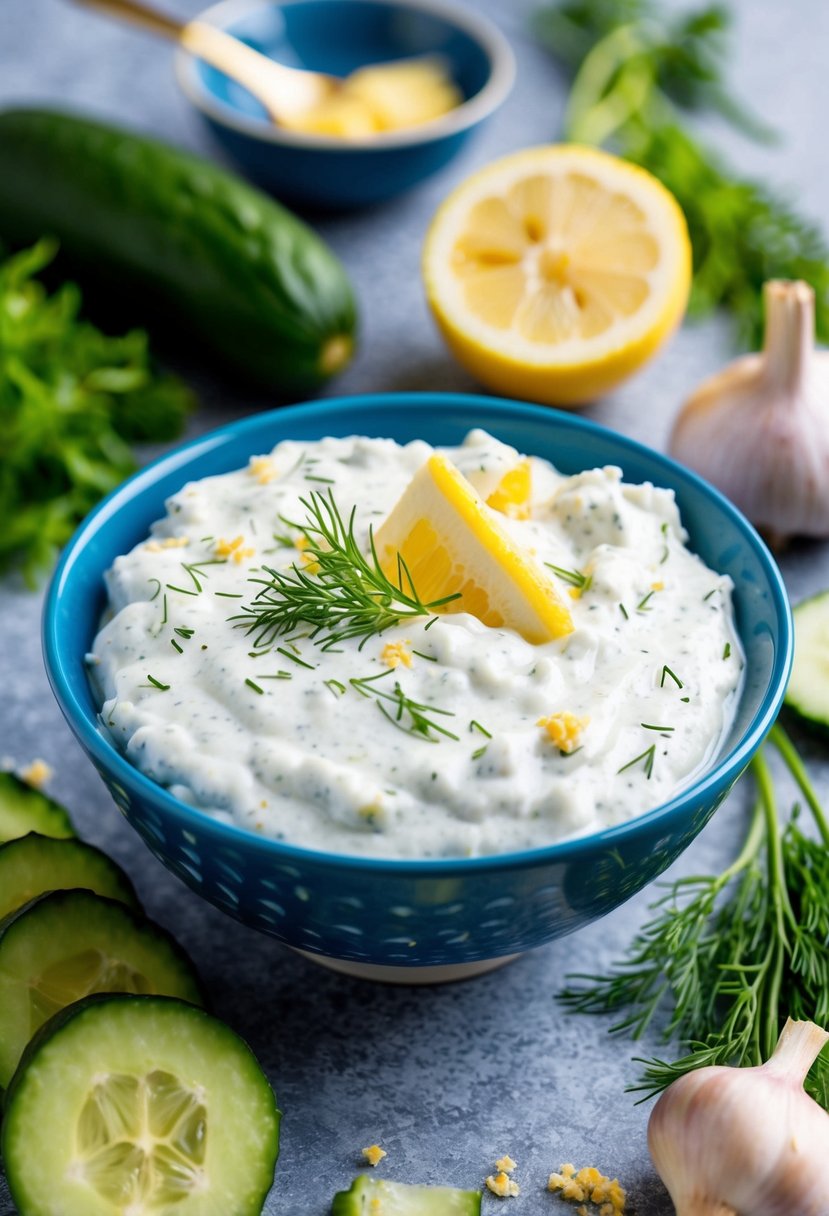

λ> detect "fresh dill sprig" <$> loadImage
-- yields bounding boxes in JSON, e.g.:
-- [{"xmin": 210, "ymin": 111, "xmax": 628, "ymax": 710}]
[
  {"xmin": 545, "ymin": 562, "xmax": 592, "ymax": 591},
  {"xmin": 143, "ymin": 674, "xmax": 170, "ymax": 691},
  {"xmin": 350, "ymin": 670, "xmax": 459, "ymax": 742},
  {"xmin": 617, "ymin": 743, "xmax": 656, "ymax": 778},
  {"xmin": 559, "ymin": 724, "xmax": 829, "ymax": 1109},
  {"xmin": 231, "ymin": 491, "xmax": 460, "ymax": 651},
  {"xmin": 660, "ymin": 664, "xmax": 683, "ymax": 689}
]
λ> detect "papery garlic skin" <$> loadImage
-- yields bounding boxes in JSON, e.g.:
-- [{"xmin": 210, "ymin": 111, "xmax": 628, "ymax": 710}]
[
  {"xmin": 648, "ymin": 1019, "xmax": 829, "ymax": 1216},
  {"xmin": 670, "ymin": 281, "xmax": 829, "ymax": 546}
]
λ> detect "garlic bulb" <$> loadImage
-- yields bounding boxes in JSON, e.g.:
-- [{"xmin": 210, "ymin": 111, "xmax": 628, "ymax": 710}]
[
  {"xmin": 648, "ymin": 1018, "xmax": 829, "ymax": 1215},
  {"xmin": 670, "ymin": 280, "xmax": 829, "ymax": 546}
]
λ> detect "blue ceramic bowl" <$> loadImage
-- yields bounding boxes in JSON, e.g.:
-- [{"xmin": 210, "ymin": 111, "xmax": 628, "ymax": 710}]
[
  {"xmin": 44, "ymin": 394, "xmax": 791, "ymax": 980},
  {"xmin": 174, "ymin": 0, "xmax": 515, "ymax": 208}
]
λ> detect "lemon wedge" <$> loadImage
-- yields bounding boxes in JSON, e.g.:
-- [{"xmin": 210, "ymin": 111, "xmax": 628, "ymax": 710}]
[
  {"xmin": 373, "ymin": 454, "xmax": 573, "ymax": 644},
  {"xmin": 423, "ymin": 144, "xmax": 691, "ymax": 406},
  {"xmin": 484, "ymin": 459, "xmax": 532, "ymax": 520}
]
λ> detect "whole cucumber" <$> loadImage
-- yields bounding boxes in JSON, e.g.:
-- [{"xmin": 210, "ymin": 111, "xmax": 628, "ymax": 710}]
[{"xmin": 0, "ymin": 108, "xmax": 357, "ymax": 391}]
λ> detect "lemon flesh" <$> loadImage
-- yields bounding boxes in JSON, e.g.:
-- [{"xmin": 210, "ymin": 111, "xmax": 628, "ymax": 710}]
[
  {"xmin": 423, "ymin": 144, "xmax": 691, "ymax": 405},
  {"xmin": 373, "ymin": 453, "xmax": 573, "ymax": 644}
]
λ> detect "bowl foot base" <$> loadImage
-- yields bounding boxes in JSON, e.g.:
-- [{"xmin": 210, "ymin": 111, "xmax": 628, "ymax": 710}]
[{"xmin": 293, "ymin": 949, "xmax": 520, "ymax": 985}]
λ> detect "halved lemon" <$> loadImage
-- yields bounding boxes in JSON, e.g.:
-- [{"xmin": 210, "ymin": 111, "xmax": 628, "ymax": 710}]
[
  {"xmin": 373, "ymin": 453, "xmax": 572, "ymax": 644},
  {"xmin": 423, "ymin": 145, "xmax": 692, "ymax": 406}
]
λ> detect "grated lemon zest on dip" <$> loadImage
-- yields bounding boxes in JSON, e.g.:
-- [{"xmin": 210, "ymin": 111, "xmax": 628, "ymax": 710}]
[
  {"xmin": 215, "ymin": 535, "xmax": 255, "ymax": 564},
  {"xmin": 548, "ymin": 1164, "xmax": 626, "ymax": 1214},
  {"xmin": 249, "ymin": 456, "xmax": 278, "ymax": 484},
  {"xmin": 19, "ymin": 759, "xmax": 53, "ymax": 789},
  {"xmin": 537, "ymin": 712, "xmax": 590, "ymax": 754},
  {"xmin": 486, "ymin": 1171, "xmax": 520, "ymax": 1198},
  {"xmin": 381, "ymin": 641, "xmax": 413, "ymax": 669},
  {"xmin": 361, "ymin": 1145, "xmax": 387, "ymax": 1167},
  {"xmin": 144, "ymin": 536, "xmax": 190, "ymax": 552}
]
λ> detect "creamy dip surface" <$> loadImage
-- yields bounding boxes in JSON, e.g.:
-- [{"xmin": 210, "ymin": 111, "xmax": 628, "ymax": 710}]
[{"xmin": 89, "ymin": 430, "xmax": 744, "ymax": 859}]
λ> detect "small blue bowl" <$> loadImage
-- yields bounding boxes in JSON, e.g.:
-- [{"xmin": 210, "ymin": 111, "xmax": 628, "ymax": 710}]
[
  {"xmin": 174, "ymin": 0, "xmax": 515, "ymax": 208},
  {"xmin": 44, "ymin": 394, "xmax": 791, "ymax": 981}
]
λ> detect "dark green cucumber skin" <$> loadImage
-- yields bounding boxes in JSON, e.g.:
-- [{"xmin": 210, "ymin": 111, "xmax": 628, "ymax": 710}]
[
  {"xmin": 0, "ymin": 108, "xmax": 357, "ymax": 391},
  {"xmin": 0, "ymin": 832, "xmax": 141, "ymax": 924}
]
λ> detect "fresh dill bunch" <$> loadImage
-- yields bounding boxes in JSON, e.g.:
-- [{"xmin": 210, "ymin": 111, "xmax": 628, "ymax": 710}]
[
  {"xmin": 231, "ymin": 490, "xmax": 459, "ymax": 651},
  {"xmin": 350, "ymin": 670, "xmax": 459, "ymax": 743},
  {"xmin": 534, "ymin": 0, "xmax": 829, "ymax": 348},
  {"xmin": 559, "ymin": 724, "xmax": 829, "ymax": 1109}
]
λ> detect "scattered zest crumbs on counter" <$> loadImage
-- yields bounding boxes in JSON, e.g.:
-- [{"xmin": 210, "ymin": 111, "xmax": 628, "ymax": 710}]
[
  {"xmin": 361, "ymin": 1145, "xmax": 387, "ymax": 1167},
  {"xmin": 486, "ymin": 1172, "xmax": 520, "ymax": 1198},
  {"xmin": 381, "ymin": 641, "xmax": 413, "ymax": 669},
  {"xmin": 537, "ymin": 712, "xmax": 589, "ymax": 754},
  {"xmin": 487, "ymin": 1156, "xmax": 519, "ymax": 1198},
  {"xmin": 548, "ymin": 1164, "xmax": 625, "ymax": 1214},
  {"xmin": 19, "ymin": 758, "xmax": 53, "ymax": 788}
]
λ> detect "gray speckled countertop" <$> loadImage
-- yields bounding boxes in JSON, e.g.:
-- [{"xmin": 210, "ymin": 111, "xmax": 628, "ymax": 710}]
[{"xmin": 1, "ymin": 0, "xmax": 829, "ymax": 1212}]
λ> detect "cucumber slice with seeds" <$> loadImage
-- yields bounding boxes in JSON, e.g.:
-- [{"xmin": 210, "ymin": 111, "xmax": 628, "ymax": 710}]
[
  {"xmin": 0, "ymin": 772, "xmax": 75, "ymax": 842},
  {"xmin": 2, "ymin": 994, "xmax": 280, "ymax": 1216},
  {"xmin": 332, "ymin": 1175, "xmax": 482, "ymax": 1215},
  {"xmin": 0, "ymin": 889, "xmax": 204, "ymax": 1091},
  {"xmin": 0, "ymin": 833, "xmax": 141, "ymax": 923},
  {"xmin": 785, "ymin": 591, "xmax": 829, "ymax": 733}
]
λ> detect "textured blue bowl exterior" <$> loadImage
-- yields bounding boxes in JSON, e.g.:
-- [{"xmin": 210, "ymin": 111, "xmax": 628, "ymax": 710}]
[
  {"xmin": 198, "ymin": 118, "xmax": 473, "ymax": 207},
  {"xmin": 43, "ymin": 394, "xmax": 792, "ymax": 967},
  {"xmin": 175, "ymin": 0, "xmax": 514, "ymax": 207}
]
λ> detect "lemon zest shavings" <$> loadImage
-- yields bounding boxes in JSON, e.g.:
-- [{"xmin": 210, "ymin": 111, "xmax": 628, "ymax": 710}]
[
  {"xmin": 537, "ymin": 712, "xmax": 590, "ymax": 753},
  {"xmin": 361, "ymin": 1145, "xmax": 387, "ymax": 1167},
  {"xmin": 381, "ymin": 641, "xmax": 413, "ymax": 669}
]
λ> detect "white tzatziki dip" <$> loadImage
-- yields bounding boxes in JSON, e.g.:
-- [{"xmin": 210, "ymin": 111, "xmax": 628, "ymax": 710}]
[{"xmin": 89, "ymin": 430, "xmax": 743, "ymax": 859}]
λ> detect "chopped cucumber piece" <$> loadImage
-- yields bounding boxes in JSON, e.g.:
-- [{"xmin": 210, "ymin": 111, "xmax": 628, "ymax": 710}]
[
  {"xmin": 332, "ymin": 1175, "xmax": 482, "ymax": 1215},
  {"xmin": 2, "ymin": 994, "xmax": 280, "ymax": 1216},
  {"xmin": 0, "ymin": 889, "xmax": 204, "ymax": 1090},
  {"xmin": 785, "ymin": 591, "xmax": 829, "ymax": 733},
  {"xmin": 0, "ymin": 772, "xmax": 75, "ymax": 843},
  {"xmin": 0, "ymin": 833, "xmax": 141, "ymax": 923}
]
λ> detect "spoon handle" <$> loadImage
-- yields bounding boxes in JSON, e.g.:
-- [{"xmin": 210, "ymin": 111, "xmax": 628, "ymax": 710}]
[{"xmin": 72, "ymin": 0, "xmax": 334, "ymax": 123}]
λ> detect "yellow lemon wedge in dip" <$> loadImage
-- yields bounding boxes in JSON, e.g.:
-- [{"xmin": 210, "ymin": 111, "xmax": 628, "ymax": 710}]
[
  {"xmin": 373, "ymin": 453, "xmax": 573, "ymax": 644},
  {"xmin": 422, "ymin": 144, "xmax": 692, "ymax": 406},
  {"xmin": 484, "ymin": 458, "xmax": 532, "ymax": 520}
]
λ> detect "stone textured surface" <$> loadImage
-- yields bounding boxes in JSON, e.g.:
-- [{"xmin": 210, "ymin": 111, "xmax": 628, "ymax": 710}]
[{"xmin": 1, "ymin": 0, "xmax": 828, "ymax": 1212}]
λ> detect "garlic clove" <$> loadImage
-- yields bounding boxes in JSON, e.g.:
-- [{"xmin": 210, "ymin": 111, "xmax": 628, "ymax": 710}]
[
  {"xmin": 648, "ymin": 1019, "xmax": 829, "ymax": 1216},
  {"xmin": 670, "ymin": 280, "xmax": 829, "ymax": 547}
]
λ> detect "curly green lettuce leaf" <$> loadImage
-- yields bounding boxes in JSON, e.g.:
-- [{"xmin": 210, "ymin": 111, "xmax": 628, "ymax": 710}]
[{"xmin": 0, "ymin": 239, "xmax": 193, "ymax": 583}]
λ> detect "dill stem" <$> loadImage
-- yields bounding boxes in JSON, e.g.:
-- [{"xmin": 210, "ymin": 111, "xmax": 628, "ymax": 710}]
[
  {"xmin": 769, "ymin": 722, "xmax": 829, "ymax": 845},
  {"xmin": 753, "ymin": 748, "xmax": 792, "ymax": 1063}
]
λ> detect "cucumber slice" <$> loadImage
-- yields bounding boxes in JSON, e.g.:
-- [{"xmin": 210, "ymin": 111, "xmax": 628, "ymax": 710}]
[
  {"xmin": 0, "ymin": 772, "xmax": 75, "ymax": 843},
  {"xmin": 0, "ymin": 889, "xmax": 204, "ymax": 1090},
  {"xmin": 332, "ymin": 1176, "xmax": 482, "ymax": 1215},
  {"xmin": 2, "ymin": 994, "xmax": 280, "ymax": 1216},
  {"xmin": 0, "ymin": 833, "xmax": 141, "ymax": 923},
  {"xmin": 785, "ymin": 591, "xmax": 829, "ymax": 733}
]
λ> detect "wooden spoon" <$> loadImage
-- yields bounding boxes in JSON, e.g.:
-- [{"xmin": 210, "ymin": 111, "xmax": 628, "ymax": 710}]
[{"xmin": 73, "ymin": 0, "xmax": 337, "ymax": 125}]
